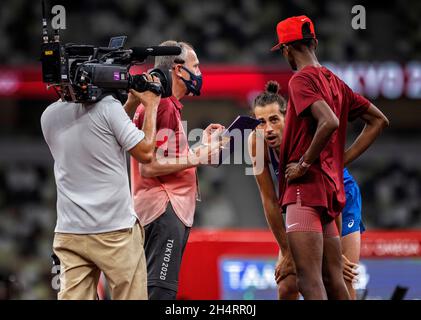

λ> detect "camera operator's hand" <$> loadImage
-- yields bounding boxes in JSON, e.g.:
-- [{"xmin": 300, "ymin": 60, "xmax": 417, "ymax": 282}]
[
  {"xmin": 130, "ymin": 74, "xmax": 161, "ymax": 108},
  {"xmin": 124, "ymin": 88, "xmax": 144, "ymax": 119},
  {"xmin": 127, "ymin": 91, "xmax": 141, "ymax": 106}
]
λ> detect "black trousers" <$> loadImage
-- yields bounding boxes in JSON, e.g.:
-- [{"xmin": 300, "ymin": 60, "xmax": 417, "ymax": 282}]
[{"xmin": 144, "ymin": 204, "xmax": 191, "ymax": 300}]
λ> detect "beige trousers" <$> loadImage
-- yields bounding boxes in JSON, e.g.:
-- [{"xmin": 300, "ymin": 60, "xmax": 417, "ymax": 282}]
[{"xmin": 53, "ymin": 222, "xmax": 147, "ymax": 300}]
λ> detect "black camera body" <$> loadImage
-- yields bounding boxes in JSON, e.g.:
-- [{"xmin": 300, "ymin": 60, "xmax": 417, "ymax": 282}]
[{"xmin": 41, "ymin": 35, "xmax": 175, "ymax": 103}]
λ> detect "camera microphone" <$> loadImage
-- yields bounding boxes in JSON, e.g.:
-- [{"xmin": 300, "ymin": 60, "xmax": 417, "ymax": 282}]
[{"xmin": 130, "ymin": 46, "xmax": 182, "ymax": 61}]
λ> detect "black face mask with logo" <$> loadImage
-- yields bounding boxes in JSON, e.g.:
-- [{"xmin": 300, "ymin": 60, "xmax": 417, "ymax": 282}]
[{"xmin": 179, "ymin": 66, "xmax": 202, "ymax": 96}]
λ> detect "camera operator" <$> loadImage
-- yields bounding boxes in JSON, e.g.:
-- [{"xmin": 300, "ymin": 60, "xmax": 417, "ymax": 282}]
[
  {"xmin": 41, "ymin": 74, "xmax": 161, "ymax": 300},
  {"xmin": 130, "ymin": 41, "xmax": 225, "ymax": 300}
]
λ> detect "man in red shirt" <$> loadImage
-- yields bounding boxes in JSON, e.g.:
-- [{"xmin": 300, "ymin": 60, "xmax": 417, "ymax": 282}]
[
  {"xmin": 128, "ymin": 40, "xmax": 224, "ymax": 300},
  {"xmin": 271, "ymin": 16, "xmax": 389, "ymax": 299}
]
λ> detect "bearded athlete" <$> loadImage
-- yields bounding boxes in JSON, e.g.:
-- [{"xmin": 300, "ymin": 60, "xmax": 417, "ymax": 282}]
[
  {"xmin": 249, "ymin": 81, "xmax": 366, "ymax": 299},
  {"xmin": 268, "ymin": 16, "xmax": 388, "ymax": 299}
]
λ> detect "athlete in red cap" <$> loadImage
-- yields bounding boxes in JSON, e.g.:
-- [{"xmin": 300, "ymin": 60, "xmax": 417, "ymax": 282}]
[{"xmin": 271, "ymin": 16, "xmax": 389, "ymax": 299}]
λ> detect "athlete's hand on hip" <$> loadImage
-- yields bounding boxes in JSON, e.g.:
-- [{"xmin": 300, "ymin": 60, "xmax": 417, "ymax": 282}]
[
  {"xmin": 342, "ymin": 254, "xmax": 359, "ymax": 282},
  {"xmin": 285, "ymin": 162, "xmax": 308, "ymax": 182}
]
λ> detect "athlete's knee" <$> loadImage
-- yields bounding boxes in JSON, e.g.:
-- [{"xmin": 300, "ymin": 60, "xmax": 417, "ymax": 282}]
[
  {"xmin": 278, "ymin": 282, "xmax": 299, "ymax": 300},
  {"xmin": 322, "ymin": 270, "xmax": 347, "ymax": 296},
  {"xmin": 323, "ymin": 277, "xmax": 350, "ymax": 300},
  {"xmin": 322, "ymin": 264, "xmax": 341, "ymax": 283},
  {"xmin": 278, "ymin": 275, "xmax": 299, "ymax": 299},
  {"xmin": 322, "ymin": 273, "xmax": 335, "ymax": 291},
  {"xmin": 296, "ymin": 272, "xmax": 323, "ymax": 294}
]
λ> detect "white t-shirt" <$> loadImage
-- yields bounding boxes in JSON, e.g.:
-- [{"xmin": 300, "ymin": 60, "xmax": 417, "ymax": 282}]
[{"xmin": 41, "ymin": 95, "xmax": 144, "ymax": 234}]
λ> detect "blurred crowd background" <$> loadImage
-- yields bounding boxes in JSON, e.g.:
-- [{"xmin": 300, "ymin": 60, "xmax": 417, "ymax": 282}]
[
  {"xmin": 0, "ymin": 0, "xmax": 420, "ymax": 299},
  {"xmin": 1, "ymin": 0, "xmax": 421, "ymax": 64}
]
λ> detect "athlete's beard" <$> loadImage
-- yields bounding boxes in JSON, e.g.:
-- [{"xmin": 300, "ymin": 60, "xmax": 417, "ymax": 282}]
[{"xmin": 265, "ymin": 132, "xmax": 282, "ymax": 149}]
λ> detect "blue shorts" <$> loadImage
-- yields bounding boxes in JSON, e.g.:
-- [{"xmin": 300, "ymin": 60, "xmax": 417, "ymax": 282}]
[{"xmin": 341, "ymin": 180, "xmax": 365, "ymax": 237}]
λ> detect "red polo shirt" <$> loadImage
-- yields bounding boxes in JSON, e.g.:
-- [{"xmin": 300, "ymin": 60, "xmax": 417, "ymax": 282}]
[
  {"xmin": 279, "ymin": 65, "xmax": 370, "ymax": 218},
  {"xmin": 131, "ymin": 96, "xmax": 197, "ymax": 227}
]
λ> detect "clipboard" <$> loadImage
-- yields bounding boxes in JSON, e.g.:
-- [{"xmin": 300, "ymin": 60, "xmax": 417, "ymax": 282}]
[{"xmin": 216, "ymin": 115, "xmax": 261, "ymax": 166}]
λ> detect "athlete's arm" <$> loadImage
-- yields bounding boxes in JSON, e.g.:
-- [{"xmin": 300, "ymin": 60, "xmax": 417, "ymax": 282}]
[
  {"xmin": 285, "ymin": 100, "xmax": 339, "ymax": 181},
  {"xmin": 248, "ymin": 132, "xmax": 288, "ymax": 252},
  {"xmin": 344, "ymin": 103, "xmax": 389, "ymax": 166},
  {"xmin": 342, "ymin": 254, "xmax": 359, "ymax": 282},
  {"xmin": 303, "ymin": 100, "xmax": 340, "ymax": 163},
  {"xmin": 335, "ymin": 214, "xmax": 342, "ymax": 236},
  {"xmin": 336, "ymin": 213, "xmax": 359, "ymax": 282}
]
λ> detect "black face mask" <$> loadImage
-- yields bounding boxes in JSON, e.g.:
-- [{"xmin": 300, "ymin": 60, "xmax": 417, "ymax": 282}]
[{"xmin": 179, "ymin": 66, "xmax": 202, "ymax": 96}]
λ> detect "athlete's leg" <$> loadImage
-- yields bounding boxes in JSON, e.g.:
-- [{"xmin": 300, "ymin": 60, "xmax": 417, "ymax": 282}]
[
  {"xmin": 286, "ymin": 203, "xmax": 327, "ymax": 299},
  {"xmin": 287, "ymin": 231, "xmax": 326, "ymax": 299},
  {"xmin": 341, "ymin": 181, "xmax": 363, "ymax": 299},
  {"xmin": 341, "ymin": 231, "xmax": 361, "ymax": 299},
  {"xmin": 278, "ymin": 274, "xmax": 299, "ymax": 300},
  {"xmin": 321, "ymin": 218, "xmax": 350, "ymax": 300}
]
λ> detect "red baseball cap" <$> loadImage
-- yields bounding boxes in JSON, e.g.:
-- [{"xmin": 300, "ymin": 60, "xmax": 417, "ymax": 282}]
[{"xmin": 271, "ymin": 15, "xmax": 316, "ymax": 51}]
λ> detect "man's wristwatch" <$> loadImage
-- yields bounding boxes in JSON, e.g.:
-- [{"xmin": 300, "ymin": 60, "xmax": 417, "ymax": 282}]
[{"xmin": 299, "ymin": 156, "xmax": 311, "ymax": 169}]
